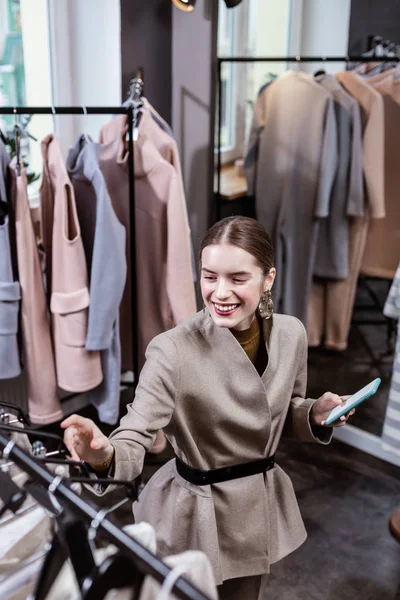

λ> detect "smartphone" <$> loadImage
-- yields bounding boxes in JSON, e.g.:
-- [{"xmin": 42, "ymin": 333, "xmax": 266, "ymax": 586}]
[{"xmin": 325, "ymin": 377, "xmax": 381, "ymax": 426}]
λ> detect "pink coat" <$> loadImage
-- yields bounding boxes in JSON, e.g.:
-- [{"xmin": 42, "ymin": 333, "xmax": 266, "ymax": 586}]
[
  {"xmin": 41, "ymin": 135, "xmax": 103, "ymax": 392},
  {"xmin": 10, "ymin": 161, "xmax": 62, "ymax": 424},
  {"xmin": 99, "ymin": 109, "xmax": 196, "ymax": 370}
]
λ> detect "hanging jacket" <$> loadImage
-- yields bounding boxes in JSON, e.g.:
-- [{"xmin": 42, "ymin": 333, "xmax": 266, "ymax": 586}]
[
  {"xmin": 0, "ymin": 141, "xmax": 21, "ymax": 379},
  {"xmin": 67, "ymin": 138, "xmax": 126, "ymax": 425},
  {"xmin": 9, "ymin": 160, "xmax": 62, "ymax": 424},
  {"xmin": 314, "ymin": 74, "xmax": 364, "ymax": 280},
  {"xmin": 99, "ymin": 108, "xmax": 196, "ymax": 371},
  {"xmin": 40, "ymin": 135, "xmax": 103, "ymax": 392},
  {"xmin": 359, "ymin": 69, "xmax": 400, "ymax": 279},
  {"xmin": 245, "ymin": 71, "xmax": 338, "ymax": 325}
]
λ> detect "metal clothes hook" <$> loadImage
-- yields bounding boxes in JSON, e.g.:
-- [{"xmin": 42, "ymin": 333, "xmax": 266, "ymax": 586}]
[
  {"xmin": 46, "ymin": 475, "xmax": 64, "ymax": 515},
  {"xmin": 81, "ymin": 106, "xmax": 90, "ymax": 141},
  {"xmin": 2, "ymin": 439, "xmax": 15, "ymax": 462},
  {"xmin": 51, "ymin": 106, "xmax": 56, "ymax": 131},
  {"xmin": 88, "ymin": 507, "xmax": 109, "ymax": 547}
]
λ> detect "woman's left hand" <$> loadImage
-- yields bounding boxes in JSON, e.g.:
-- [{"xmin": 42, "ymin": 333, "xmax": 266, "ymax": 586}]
[{"xmin": 310, "ymin": 392, "xmax": 355, "ymax": 427}]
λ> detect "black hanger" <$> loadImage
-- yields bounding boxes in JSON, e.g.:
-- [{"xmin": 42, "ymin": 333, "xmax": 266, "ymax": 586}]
[
  {"xmin": 314, "ymin": 69, "xmax": 326, "ymax": 77},
  {"xmin": 14, "ymin": 124, "xmax": 21, "ymax": 176},
  {"xmin": 0, "ymin": 198, "xmax": 8, "ymax": 226},
  {"xmin": 32, "ymin": 532, "xmax": 69, "ymax": 600},
  {"xmin": 0, "ymin": 127, "xmax": 7, "ymax": 145},
  {"xmin": 0, "ymin": 401, "xmax": 31, "ymax": 427},
  {"xmin": 33, "ymin": 513, "xmax": 97, "ymax": 600},
  {"xmin": 0, "ymin": 468, "xmax": 27, "ymax": 518},
  {"xmin": 82, "ymin": 552, "xmax": 144, "ymax": 600},
  {"xmin": 0, "ymin": 423, "xmax": 69, "ymax": 456}
]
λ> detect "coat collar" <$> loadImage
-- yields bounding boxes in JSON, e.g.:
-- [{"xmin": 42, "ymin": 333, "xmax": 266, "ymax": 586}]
[{"xmin": 200, "ymin": 308, "xmax": 274, "ymax": 381}]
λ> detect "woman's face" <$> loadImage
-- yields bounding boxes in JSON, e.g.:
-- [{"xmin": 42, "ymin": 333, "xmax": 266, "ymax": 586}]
[{"xmin": 200, "ymin": 243, "xmax": 276, "ymax": 331}]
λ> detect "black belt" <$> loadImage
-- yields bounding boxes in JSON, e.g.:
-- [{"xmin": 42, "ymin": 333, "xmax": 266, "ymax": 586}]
[{"xmin": 175, "ymin": 455, "xmax": 275, "ymax": 486}]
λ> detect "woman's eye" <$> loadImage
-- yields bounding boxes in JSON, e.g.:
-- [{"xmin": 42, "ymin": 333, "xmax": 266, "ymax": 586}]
[
  {"xmin": 233, "ymin": 279, "xmax": 246, "ymax": 284},
  {"xmin": 203, "ymin": 276, "xmax": 216, "ymax": 281}
]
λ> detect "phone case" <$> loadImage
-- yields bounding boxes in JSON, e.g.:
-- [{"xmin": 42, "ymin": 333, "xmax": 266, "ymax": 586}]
[{"xmin": 325, "ymin": 378, "xmax": 381, "ymax": 426}]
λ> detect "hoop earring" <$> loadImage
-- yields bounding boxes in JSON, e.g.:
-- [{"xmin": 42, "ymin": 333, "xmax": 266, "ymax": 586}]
[{"xmin": 258, "ymin": 289, "xmax": 274, "ymax": 320}]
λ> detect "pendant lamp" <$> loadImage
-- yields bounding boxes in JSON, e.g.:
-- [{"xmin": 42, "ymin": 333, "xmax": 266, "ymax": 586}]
[
  {"xmin": 224, "ymin": 0, "xmax": 243, "ymax": 6},
  {"xmin": 172, "ymin": 0, "xmax": 196, "ymax": 12}
]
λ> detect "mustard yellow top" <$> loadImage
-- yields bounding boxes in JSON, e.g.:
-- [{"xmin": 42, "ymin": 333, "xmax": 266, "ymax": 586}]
[{"xmin": 230, "ymin": 316, "xmax": 268, "ymax": 376}]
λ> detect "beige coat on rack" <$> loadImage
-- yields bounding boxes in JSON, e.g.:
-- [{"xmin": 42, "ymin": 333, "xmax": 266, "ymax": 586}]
[
  {"xmin": 9, "ymin": 161, "xmax": 62, "ymax": 424},
  {"xmin": 359, "ymin": 69, "xmax": 400, "ymax": 279},
  {"xmin": 99, "ymin": 109, "xmax": 196, "ymax": 372},
  {"xmin": 94, "ymin": 310, "xmax": 332, "ymax": 585},
  {"xmin": 41, "ymin": 135, "xmax": 103, "ymax": 392}
]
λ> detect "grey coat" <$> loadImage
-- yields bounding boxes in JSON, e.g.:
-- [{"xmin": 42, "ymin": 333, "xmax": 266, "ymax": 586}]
[
  {"xmin": 314, "ymin": 74, "xmax": 364, "ymax": 279},
  {"xmin": 0, "ymin": 141, "xmax": 20, "ymax": 379},
  {"xmin": 67, "ymin": 138, "xmax": 126, "ymax": 424}
]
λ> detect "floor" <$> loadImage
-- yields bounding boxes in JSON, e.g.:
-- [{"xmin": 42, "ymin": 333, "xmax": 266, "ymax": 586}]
[{"xmin": 268, "ymin": 437, "xmax": 400, "ymax": 600}]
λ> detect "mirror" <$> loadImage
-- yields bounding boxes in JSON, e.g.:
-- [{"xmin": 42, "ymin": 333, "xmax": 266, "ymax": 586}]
[{"xmin": 215, "ymin": 0, "xmax": 397, "ymax": 448}]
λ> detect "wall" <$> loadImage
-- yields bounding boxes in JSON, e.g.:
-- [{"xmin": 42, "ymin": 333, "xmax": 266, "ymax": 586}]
[
  {"xmin": 348, "ymin": 0, "xmax": 400, "ymax": 54},
  {"xmin": 172, "ymin": 0, "xmax": 218, "ymax": 258},
  {"xmin": 48, "ymin": 0, "xmax": 121, "ymax": 154},
  {"xmin": 120, "ymin": 0, "xmax": 172, "ymax": 123},
  {"xmin": 296, "ymin": 0, "xmax": 352, "ymax": 73}
]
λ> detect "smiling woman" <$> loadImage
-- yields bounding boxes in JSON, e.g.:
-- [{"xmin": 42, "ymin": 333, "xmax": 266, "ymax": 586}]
[
  {"xmin": 200, "ymin": 217, "xmax": 276, "ymax": 331},
  {"xmin": 61, "ymin": 216, "xmax": 354, "ymax": 600}
]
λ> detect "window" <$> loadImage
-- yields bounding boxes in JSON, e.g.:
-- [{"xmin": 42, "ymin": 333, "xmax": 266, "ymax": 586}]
[
  {"xmin": 0, "ymin": 0, "xmax": 53, "ymax": 200},
  {"xmin": 0, "ymin": 0, "xmax": 25, "ymax": 132},
  {"xmin": 216, "ymin": 0, "xmax": 293, "ymax": 164}
]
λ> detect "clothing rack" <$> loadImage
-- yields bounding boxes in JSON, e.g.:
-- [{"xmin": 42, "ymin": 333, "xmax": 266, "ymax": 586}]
[
  {"xmin": 0, "ymin": 101, "xmax": 141, "ymax": 411},
  {"xmin": 0, "ymin": 433, "xmax": 211, "ymax": 600},
  {"xmin": 215, "ymin": 54, "xmax": 397, "ymax": 373},
  {"xmin": 215, "ymin": 54, "xmax": 400, "ymax": 221}
]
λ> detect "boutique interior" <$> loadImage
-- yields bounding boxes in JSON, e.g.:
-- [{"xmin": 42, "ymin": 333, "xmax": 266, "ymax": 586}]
[{"xmin": 1, "ymin": 1, "xmax": 400, "ymax": 599}]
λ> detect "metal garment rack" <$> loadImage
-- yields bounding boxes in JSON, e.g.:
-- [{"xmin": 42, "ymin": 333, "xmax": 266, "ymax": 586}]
[
  {"xmin": 215, "ymin": 54, "xmax": 400, "ymax": 221},
  {"xmin": 0, "ymin": 104, "xmax": 139, "ymax": 396},
  {"xmin": 215, "ymin": 54, "xmax": 397, "ymax": 378},
  {"xmin": 0, "ymin": 433, "xmax": 211, "ymax": 600}
]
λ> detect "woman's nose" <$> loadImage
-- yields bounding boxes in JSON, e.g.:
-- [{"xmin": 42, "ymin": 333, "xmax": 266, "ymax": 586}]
[{"xmin": 215, "ymin": 279, "xmax": 231, "ymax": 299}]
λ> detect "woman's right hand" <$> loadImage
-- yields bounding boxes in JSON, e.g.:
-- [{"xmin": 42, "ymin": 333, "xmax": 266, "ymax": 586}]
[{"xmin": 60, "ymin": 414, "xmax": 113, "ymax": 466}]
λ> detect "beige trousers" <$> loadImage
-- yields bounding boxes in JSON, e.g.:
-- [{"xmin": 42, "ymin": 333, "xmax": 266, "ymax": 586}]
[
  {"xmin": 307, "ymin": 216, "xmax": 370, "ymax": 350},
  {"xmin": 217, "ymin": 574, "xmax": 269, "ymax": 600}
]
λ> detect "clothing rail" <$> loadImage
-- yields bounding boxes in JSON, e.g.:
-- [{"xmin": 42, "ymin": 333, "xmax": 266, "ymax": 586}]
[
  {"xmin": 0, "ymin": 105, "xmax": 138, "ymax": 384},
  {"xmin": 0, "ymin": 432, "xmax": 211, "ymax": 600},
  {"xmin": 215, "ymin": 54, "xmax": 400, "ymax": 221}
]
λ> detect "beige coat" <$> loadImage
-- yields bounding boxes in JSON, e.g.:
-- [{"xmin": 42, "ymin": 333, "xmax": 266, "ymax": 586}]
[
  {"xmin": 361, "ymin": 70, "xmax": 400, "ymax": 279},
  {"xmin": 41, "ymin": 135, "xmax": 103, "ymax": 392},
  {"xmin": 99, "ymin": 109, "xmax": 196, "ymax": 371},
  {"xmin": 10, "ymin": 162, "xmax": 62, "ymax": 424},
  {"xmin": 106, "ymin": 310, "xmax": 331, "ymax": 584}
]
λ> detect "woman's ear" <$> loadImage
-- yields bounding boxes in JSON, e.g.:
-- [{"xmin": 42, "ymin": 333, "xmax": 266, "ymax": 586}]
[{"xmin": 264, "ymin": 267, "xmax": 276, "ymax": 292}]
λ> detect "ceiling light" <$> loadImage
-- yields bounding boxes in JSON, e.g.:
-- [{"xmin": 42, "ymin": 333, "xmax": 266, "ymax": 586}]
[{"xmin": 172, "ymin": 0, "xmax": 196, "ymax": 12}]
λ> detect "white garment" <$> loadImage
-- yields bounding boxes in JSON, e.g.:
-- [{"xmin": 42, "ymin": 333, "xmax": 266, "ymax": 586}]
[{"xmin": 140, "ymin": 550, "xmax": 218, "ymax": 600}]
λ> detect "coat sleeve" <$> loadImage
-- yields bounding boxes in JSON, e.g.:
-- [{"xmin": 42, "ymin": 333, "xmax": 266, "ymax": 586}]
[
  {"xmin": 363, "ymin": 91, "xmax": 385, "ymax": 219},
  {"xmin": 108, "ymin": 334, "xmax": 179, "ymax": 483},
  {"xmin": 283, "ymin": 320, "xmax": 333, "ymax": 444},
  {"xmin": 314, "ymin": 98, "xmax": 338, "ymax": 218},
  {"xmin": 244, "ymin": 89, "xmax": 266, "ymax": 197},
  {"xmin": 346, "ymin": 100, "xmax": 364, "ymax": 217},
  {"xmin": 166, "ymin": 171, "xmax": 197, "ymax": 324}
]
